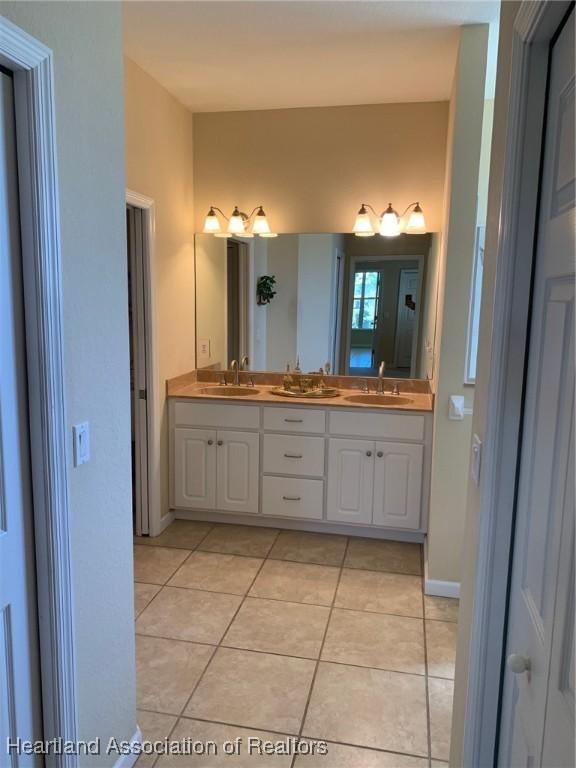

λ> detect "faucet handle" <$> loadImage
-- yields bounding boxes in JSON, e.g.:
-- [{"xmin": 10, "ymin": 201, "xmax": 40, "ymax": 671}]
[
  {"xmin": 391, "ymin": 382, "xmax": 400, "ymax": 396},
  {"xmin": 241, "ymin": 355, "xmax": 250, "ymax": 370},
  {"xmin": 360, "ymin": 379, "xmax": 370, "ymax": 393}
]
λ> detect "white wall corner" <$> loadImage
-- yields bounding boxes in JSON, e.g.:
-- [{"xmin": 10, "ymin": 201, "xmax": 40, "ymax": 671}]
[
  {"xmin": 424, "ymin": 537, "xmax": 461, "ymax": 598},
  {"xmin": 112, "ymin": 727, "xmax": 143, "ymax": 768}
]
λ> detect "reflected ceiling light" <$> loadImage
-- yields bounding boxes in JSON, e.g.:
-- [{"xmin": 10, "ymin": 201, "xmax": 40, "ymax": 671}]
[
  {"xmin": 352, "ymin": 204, "xmax": 376, "ymax": 237},
  {"xmin": 352, "ymin": 201, "xmax": 427, "ymax": 238},
  {"xmin": 202, "ymin": 205, "xmax": 277, "ymax": 238}
]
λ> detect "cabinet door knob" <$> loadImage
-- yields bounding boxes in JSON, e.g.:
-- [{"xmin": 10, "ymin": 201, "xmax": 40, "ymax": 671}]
[
  {"xmin": 217, "ymin": 440, "xmax": 223, "ymax": 446},
  {"xmin": 207, "ymin": 439, "xmax": 214, "ymax": 446},
  {"xmin": 366, "ymin": 450, "xmax": 372, "ymax": 457},
  {"xmin": 507, "ymin": 654, "xmax": 531, "ymax": 674},
  {"xmin": 377, "ymin": 451, "xmax": 384, "ymax": 458}
]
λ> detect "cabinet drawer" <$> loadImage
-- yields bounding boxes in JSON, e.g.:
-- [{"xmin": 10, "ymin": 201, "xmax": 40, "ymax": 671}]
[
  {"xmin": 263, "ymin": 407, "xmax": 326, "ymax": 434},
  {"xmin": 173, "ymin": 401, "xmax": 259, "ymax": 430},
  {"xmin": 263, "ymin": 434, "xmax": 325, "ymax": 477},
  {"xmin": 329, "ymin": 410, "xmax": 425, "ymax": 441},
  {"xmin": 262, "ymin": 476, "xmax": 324, "ymax": 520}
]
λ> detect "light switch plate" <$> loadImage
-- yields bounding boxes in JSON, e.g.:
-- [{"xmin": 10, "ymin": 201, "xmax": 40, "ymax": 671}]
[
  {"xmin": 73, "ymin": 422, "xmax": 90, "ymax": 467},
  {"xmin": 471, "ymin": 433, "xmax": 482, "ymax": 485},
  {"xmin": 198, "ymin": 338, "xmax": 210, "ymax": 359}
]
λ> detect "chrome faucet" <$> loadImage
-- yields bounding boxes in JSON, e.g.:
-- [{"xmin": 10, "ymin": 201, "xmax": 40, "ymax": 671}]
[
  {"xmin": 241, "ymin": 355, "xmax": 250, "ymax": 371},
  {"xmin": 230, "ymin": 359, "xmax": 240, "ymax": 386},
  {"xmin": 377, "ymin": 361, "xmax": 386, "ymax": 393}
]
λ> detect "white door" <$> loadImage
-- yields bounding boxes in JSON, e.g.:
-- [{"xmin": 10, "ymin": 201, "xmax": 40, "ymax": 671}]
[
  {"xmin": 394, "ymin": 269, "xmax": 419, "ymax": 370},
  {"xmin": 327, "ymin": 438, "xmax": 374, "ymax": 524},
  {"xmin": 173, "ymin": 428, "xmax": 216, "ymax": 509},
  {"xmin": 498, "ymin": 11, "xmax": 575, "ymax": 767},
  {"xmin": 0, "ymin": 69, "xmax": 43, "ymax": 763},
  {"xmin": 372, "ymin": 442, "xmax": 423, "ymax": 530},
  {"xmin": 216, "ymin": 431, "xmax": 259, "ymax": 514}
]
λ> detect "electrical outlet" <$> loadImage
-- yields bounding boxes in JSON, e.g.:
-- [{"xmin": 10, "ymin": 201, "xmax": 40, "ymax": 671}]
[
  {"xmin": 198, "ymin": 338, "xmax": 210, "ymax": 359},
  {"xmin": 73, "ymin": 422, "xmax": 90, "ymax": 467}
]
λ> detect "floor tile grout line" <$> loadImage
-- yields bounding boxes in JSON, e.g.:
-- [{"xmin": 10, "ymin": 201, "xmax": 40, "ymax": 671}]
[
  {"xmin": 136, "ymin": 538, "xmax": 422, "ymax": 575},
  {"xmin": 291, "ymin": 535, "xmax": 351, "ymax": 768},
  {"xmin": 134, "ymin": 629, "xmax": 433, "ymax": 678},
  {"xmin": 421, "ymin": 546, "xmax": 433, "ymax": 767},
  {"xmin": 136, "ymin": 582, "xmax": 425, "ymax": 620},
  {"xmin": 174, "ymin": 529, "xmax": 282, "ymax": 723},
  {"xmin": 138, "ymin": 707, "xmax": 433, "ymax": 764}
]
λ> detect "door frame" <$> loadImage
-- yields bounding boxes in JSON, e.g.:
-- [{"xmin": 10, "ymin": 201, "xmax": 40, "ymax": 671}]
[
  {"xmin": 0, "ymin": 16, "xmax": 77, "ymax": 767},
  {"xmin": 343, "ymin": 252, "xmax": 424, "ymax": 375},
  {"xmin": 463, "ymin": 2, "xmax": 573, "ymax": 765},
  {"xmin": 126, "ymin": 190, "xmax": 160, "ymax": 536},
  {"xmin": 393, "ymin": 267, "xmax": 420, "ymax": 376}
]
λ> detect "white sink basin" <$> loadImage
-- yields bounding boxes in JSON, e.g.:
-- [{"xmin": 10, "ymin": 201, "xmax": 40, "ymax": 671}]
[
  {"xmin": 344, "ymin": 393, "xmax": 413, "ymax": 407},
  {"xmin": 195, "ymin": 386, "xmax": 260, "ymax": 397}
]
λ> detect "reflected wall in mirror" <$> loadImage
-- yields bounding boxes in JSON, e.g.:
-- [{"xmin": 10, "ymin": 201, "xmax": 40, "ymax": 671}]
[{"xmin": 195, "ymin": 232, "xmax": 437, "ymax": 379}]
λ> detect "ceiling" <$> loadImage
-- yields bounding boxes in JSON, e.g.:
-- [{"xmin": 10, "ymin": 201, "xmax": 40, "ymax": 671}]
[{"xmin": 123, "ymin": 1, "xmax": 500, "ymax": 113}]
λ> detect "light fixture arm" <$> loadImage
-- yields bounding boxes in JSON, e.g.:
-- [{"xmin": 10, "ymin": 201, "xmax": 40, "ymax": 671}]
[
  {"xmin": 399, "ymin": 201, "xmax": 421, "ymax": 218},
  {"xmin": 361, "ymin": 202, "xmax": 382, "ymax": 221},
  {"xmin": 208, "ymin": 205, "xmax": 229, "ymax": 221}
]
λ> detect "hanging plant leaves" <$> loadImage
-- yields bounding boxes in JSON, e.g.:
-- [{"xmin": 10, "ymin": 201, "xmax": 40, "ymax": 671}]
[{"xmin": 257, "ymin": 274, "xmax": 277, "ymax": 305}]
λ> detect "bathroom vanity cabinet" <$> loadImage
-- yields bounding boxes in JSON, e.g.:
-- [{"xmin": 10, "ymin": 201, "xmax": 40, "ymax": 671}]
[{"xmin": 169, "ymin": 397, "xmax": 432, "ymax": 539}]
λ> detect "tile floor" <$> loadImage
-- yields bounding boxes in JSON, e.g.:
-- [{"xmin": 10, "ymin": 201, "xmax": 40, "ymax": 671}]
[{"xmin": 134, "ymin": 521, "xmax": 458, "ymax": 767}]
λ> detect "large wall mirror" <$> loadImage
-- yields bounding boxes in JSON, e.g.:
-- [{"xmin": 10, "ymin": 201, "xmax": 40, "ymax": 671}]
[{"xmin": 195, "ymin": 232, "xmax": 438, "ymax": 380}]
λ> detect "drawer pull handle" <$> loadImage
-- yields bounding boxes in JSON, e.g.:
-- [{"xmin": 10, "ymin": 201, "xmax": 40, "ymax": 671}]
[
  {"xmin": 284, "ymin": 453, "xmax": 303, "ymax": 459},
  {"xmin": 366, "ymin": 451, "xmax": 372, "ymax": 457},
  {"xmin": 284, "ymin": 418, "xmax": 304, "ymax": 423},
  {"xmin": 377, "ymin": 451, "xmax": 384, "ymax": 458},
  {"xmin": 207, "ymin": 439, "xmax": 214, "ymax": 446},
  {"xmin": 282, "ymin": 495, "xmax": 302, "ymax": 502},
  {"xmin": 217, "ymin": 440, "xmax": 223, "ymax": 446}
]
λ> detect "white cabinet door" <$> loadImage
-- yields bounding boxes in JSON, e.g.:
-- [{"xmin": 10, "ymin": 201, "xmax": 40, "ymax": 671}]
[
  {"xmin": 372, "ymin": 442, "xmax": 423, "ymax": 529},
  {"xmin": 216, "ymin": 431, "xmax": 260, "ymax": 515},
  {"xmin": 327, "ymin": 439, "xmax": 374, "ymax": 524},
  {"xmin": 173, "ymin": 428, "xmax": 216, "ymax": 509}
]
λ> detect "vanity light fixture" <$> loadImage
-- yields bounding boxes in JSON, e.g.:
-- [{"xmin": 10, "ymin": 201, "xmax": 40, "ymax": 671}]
[
  {"xmin": 352, "ymin": 201, "xmax": 427, "ymax": 238},
  {"xmin": 202, "ymin": 205, "xmax": 278, "ymax": 238}
]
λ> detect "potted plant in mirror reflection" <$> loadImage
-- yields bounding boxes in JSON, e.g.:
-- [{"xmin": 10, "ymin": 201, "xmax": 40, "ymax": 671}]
[{"xmin": 257, "ymin": 275, "xmax": 277, "ymax": 305}]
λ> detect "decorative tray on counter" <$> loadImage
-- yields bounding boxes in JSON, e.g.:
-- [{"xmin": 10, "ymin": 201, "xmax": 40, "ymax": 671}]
[{"xmin": 270, "ymin": 387, "xmax": 340, "ymax": 399}]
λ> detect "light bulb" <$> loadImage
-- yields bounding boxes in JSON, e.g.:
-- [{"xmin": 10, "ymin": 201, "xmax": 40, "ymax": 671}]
[
  {"xmin": 259, "ymin": 232, "xmax": 278, "ymax": 238},
  {"xmin": 353, "ymin": 204, "xmax": 375, "ymax": 237},
  {"xmin": 228, "ymin": 206, "xmax": 246, "ymax": 234},
  {"xmin": 379, "ymin": 203, "xmax": 400, "ymax": 237},
  {"xmin": 405, "ymin": 203, "xmax": 426, "ymax": 234},
  {"xmin": 203, "ymin": 207, "xmax": 221, "ymax": 234},
  {"xmin": 252, "ymin": 206, "xmax": 272, "ymax": 235}
]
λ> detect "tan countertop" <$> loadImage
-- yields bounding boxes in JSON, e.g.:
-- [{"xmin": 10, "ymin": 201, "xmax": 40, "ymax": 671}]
[{"xmin": 167, "ymin": 372, "xmax": 434, "ymax": 413}]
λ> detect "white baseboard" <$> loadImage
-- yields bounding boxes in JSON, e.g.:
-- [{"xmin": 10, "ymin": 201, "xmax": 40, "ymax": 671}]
[
  {"xmin": 112, "ymin": 727, "xmax": 143, "ymax": 768},
  {"xmin": 425, "ymin": 576, "xmax": 461, "ymax": 598},
  {"xmin": 423, "ymin": 537, "xmax": 461, "ymax": 598}
]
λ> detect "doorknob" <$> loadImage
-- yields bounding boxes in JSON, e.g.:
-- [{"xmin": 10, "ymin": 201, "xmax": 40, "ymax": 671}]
[{"xmin": 507, "ymin": 653, "xmax": 531, "ymax": 674}]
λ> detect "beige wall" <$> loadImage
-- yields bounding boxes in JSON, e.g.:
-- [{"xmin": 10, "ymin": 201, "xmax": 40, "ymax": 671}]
[
  {"xmin": 2, "ymin": 1, "xmax": 135, "ymax": 760},
  {"xmin": 124, "ymin": 57, "xmax": 195, "ymax": 525},
  {"xmin": 450, "ymin": 5, "xmax": 520, "ymax": 764},
  {"xmin": 193, "ymin": 102, "xmax": 448, "ymax": 234},
  {"xmin": 427, "ymin": 25, "xmax": 489, "ymax": 584}
]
